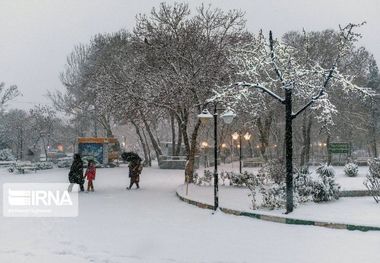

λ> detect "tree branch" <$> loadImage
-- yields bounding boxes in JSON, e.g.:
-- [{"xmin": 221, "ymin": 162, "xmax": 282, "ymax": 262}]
[
  {"xmin": 237, "ymin": 82, "xmax": 285, "ymax": 104},
  {"xmin": 269, "ymin": 31, "xmax": 285, "ymax": 85},
  {"xmin": 292, "ymin": 89, "xmax": 324, "ymax": 119}
]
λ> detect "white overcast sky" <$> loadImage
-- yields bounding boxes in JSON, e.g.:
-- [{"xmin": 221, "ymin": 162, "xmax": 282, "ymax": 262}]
[{"xmin": 0, "ymin": 0, "xmax": 379, "ymax": 109}]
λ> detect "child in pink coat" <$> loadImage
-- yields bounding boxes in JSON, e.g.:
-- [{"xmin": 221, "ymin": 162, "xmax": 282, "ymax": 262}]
[{"xmin": 84, "ymin": 160, "xmax": 96, "ymax": 192}]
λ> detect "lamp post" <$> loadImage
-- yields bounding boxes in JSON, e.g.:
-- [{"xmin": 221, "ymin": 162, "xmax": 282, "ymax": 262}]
[
  {"xmin": 231, "ymin": 132, "xmax": 241, "ymax": 173},
  {"xmin": 221, "ymin": 143, "xmax": 227, "ymax": 163},
  {"xmin": 244, "ymin": 131, "xmax": 252, "ymax": 160},
  {"xmin": 198, "ymin": 105, "xmax": 236, "ymax": 211},
  {"xmin": 200, "ymin": 141, "xmax": 209, "ymax": 167},
  {"xmin": 232, "ymin": 132, "xmax": 251, "ymax": 173}
]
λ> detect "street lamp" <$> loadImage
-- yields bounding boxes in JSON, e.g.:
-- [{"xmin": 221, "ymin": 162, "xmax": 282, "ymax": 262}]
[
  {"xmin": 244, "ymin": 132, "xmax": 251, "ymax": 141},
  {"xmin": 232, "ymin": 132, "xmax": 251, "ymax": 173},
  {"xmin": 198, "ymin": 104, "xmax": 236, "ymax": 211},
  {"xmin": 201, "ymin": 141, "xmax": 209, "ymax": 148},
  {"xmin": 200, "ymin": 141, "xmax": 209, "ymax": 167},
  {"xmin": 232, "ymin": 132, "xmax": 239, "ymax": 140},
  {"xmin": 232, "ymin": 132, "xmax": 241, "ymax": 173},
  {"xmin": 244, "ymin": 132, "xmax": 253, "ymax": 158},
  {"xmin": 221, "ymin": 143, "xmax": 228, "ymax": 163}
]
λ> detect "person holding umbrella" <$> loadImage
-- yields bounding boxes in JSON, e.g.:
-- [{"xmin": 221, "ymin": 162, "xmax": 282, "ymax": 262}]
[{"xmin": 122, "ymin": 152, "xmax": 143, "ymax": 190}]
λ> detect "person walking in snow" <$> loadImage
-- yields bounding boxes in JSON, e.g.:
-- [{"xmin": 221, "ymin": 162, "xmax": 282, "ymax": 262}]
[
  {"xmin": 84, "ymin": 159, "xmax": 96, "ymax": 192},
  {"xmin": 68, "ymin": 154, "xmax": 85, "ymax": 192},
  {"xmin": 127, "ymin": 158, "xmax": 143, "ymax": 189}
]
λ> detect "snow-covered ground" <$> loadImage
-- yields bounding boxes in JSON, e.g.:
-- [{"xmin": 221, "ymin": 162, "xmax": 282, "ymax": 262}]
[
  {"xmin": 186, "ymin": 163, "xmax": 380, "ymax": 227},
  {"xmin": 1, "ymin": 165, "xmax": 380, "ymax": 263},
  {"xmin": 178, "ymin": 184, "xmax": 380, "ymax": 227}
]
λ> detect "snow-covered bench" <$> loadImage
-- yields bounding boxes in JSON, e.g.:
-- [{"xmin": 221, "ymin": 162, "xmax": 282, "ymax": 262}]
[
  {"xmin": 17, "ymin": 165, "xmax": 37, "ymax": 174},
  {"xmin": 243, "ymin": 157, "xmax": 264, "ymax": 167},
  {"xmin": 354, "ymin": 157, "xmax": 369, "ymax": 166},
  {"xmin": 158, "ymin": 155, "xmax": 200, "ymax": 169}
]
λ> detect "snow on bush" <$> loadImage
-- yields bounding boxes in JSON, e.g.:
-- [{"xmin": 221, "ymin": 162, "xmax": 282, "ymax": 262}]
[
  {"xmin": 195, "ymin": 164, "xmax": 341, "ymax": 210},
  {"xmin": 315, "ymin": 164, "xmax": 335, "ymax": 178},
  {"xmin": 259, "ymin": 169, "xmax": 314, "ymax": 210},
  {"xmin": 312, "ymin": 164, "xmax": 340, "ymax": 202},
  {"xmin": 259, "ymin": 183, "xmax": 287, "ymax": 210},
  {"xmin": 259, "ymin": 159, "xmax": 285, "ymax": 184},
  {"xmin": 35, "ymin": 162, "xmax": 54, "ymax": 170},
  {"xmin": 294, "ymin": 169, "xmax": 314, "ymax": 203},
  {"xmin": 368, "ymin": 158, "xmax": 380, "ymax": 178},
  {"xmin": 364, "ymin": 158, "xmax": 380, "ymax": 203},
  {"xmin": 0, "ymin": 149, "xmax": 15, "ymax": 161},
  {"xmin": 344, "ymin": 162, "xmax": 358, "ymax": 177},
  {"xmin": 220, "ymin": 171, "xmax": 260, "ymax": 187},
  {"xmin": 194, "ymin": 170, "xmax": 213, "ymax": 186}
]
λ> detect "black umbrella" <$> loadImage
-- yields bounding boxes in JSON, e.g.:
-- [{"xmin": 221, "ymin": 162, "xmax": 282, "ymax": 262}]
[{"xmin": 121, "ymin": 152, "xmax": 141, "ymax": 162}]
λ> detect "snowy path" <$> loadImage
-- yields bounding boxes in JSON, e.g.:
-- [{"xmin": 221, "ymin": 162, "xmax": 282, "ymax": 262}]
[{"xmin": 0, "ymin": 166, "xmax": 379, "ymax": 263}]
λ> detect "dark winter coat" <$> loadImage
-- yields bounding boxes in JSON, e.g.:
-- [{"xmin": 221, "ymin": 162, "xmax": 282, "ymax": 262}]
[
  {"xmin": 69, "ymin": 157, "xmax": 84, "ymax": 185},
  {"xmin": 128, "ymin": 160, "xmax": 142, "ymax": 178}
]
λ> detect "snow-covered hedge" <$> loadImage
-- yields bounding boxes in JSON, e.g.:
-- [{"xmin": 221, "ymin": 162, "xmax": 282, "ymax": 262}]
[
  {"xmin": 259, "ymin": 159, "xmax": 285, "ymax": 184},
  {"xmin": 194, "ymin": 164, "xmax": 341, "ymax": 210},
  {"xmin": 344, "ymin": 162, "xmax": 359, "ymax": 177},
  {"xmin": 35, "ymin": 162, "xmax": 54, "ymax": 170},
  {"xmin": 260, "ymin": 183, "xmax": 287, "ymax": 210},
  {"xmin": 0, "ymin": 149, "xmax": 15, "ymax": 161},
  {"xmin": 194, "ymin": 170, "xmax": 213, "ymax": 186},
  {"xmin": 260, "ymin": 169, "xmax": 314, "ymax": 210},
  {"xmin": 312, "ymin": 164, "xmax": 340, "ymax": 202},
  {"xmin": 294, "ymin": 170, "xmax": 314, "ymax": 203},
  {"xmin": 368, "ymin": 158, "xmax": 380, "ymax": 178},
  {"xmin": 364, "ymin": 158, "xmax": 380, "ymax": 203}
]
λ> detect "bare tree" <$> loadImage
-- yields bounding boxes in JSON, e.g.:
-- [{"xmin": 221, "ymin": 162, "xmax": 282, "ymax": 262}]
[
  {"xmin": 0, "ymin": 82, "xmax": 20, "ymax": 111},
  {"xmin": 29, "ymin": 105, "xmax": 57, "ymax": 161}
]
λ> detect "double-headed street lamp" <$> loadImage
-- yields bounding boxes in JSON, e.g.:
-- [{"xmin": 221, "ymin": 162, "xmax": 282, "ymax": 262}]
[
  {"xmin": 198, "ymin": 104, "xmax": 236, "ymax": 211},
  {"xmin": 232, "ymin": 132, "xmax": 251, "ymax": 173}
]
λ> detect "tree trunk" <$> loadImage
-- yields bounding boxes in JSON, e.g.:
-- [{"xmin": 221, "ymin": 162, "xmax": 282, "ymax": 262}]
[
  {"xmin": 180, "ymin": 111, "xmax": 191, "ymax": 157},
  {"xmin": 42, "ymin": 137, "xmax": 48, "ymax": 161},
  {"xmin": 142, "ymin": 116, "xmax": 162, "ymax": 160},
  {"xmin": 370, "ymin": 102, "xmax": 378, "ymax": 157},
  {"xmin": 175, "ymin": 116, "xmax": 183, "ymax": 156},
  {"xmin": 98, "ymin": 115, "xmax": 113, "ymax": 137},
  {"xmin": 170, "ymin": 112, "xmax": 176, "ymax": 156},
  {"xmin": 284, "ymin": 89, "xmax": 294, "ymax": 214},
  {"xmin": 300, "ymin": 114, "xmax": 312, "ymax": 167},
  {"xmin": 131, "ymin": 120, "xmax": 149, "ymax": 166},
  {"xmin": 141, "ymin": 128, "xmax": 152, "ymax": 166},
  {"xmin": 18, "ymin": 128, "xmax": 24, "ymax": 160},
  {"xmin": 248, "ymin": 140, "xmax": 253, "ymax": 158},
  {"xmin": 327, "ymin": 134, "xmax": 332, "ymax": 165},
  {"xmin": 257, "ymin": 113, "xmax": 273, "ymax": 161},
  {"xmin": 304, "ymin": 117, "xmax": 312, "ymax": 165},
  {"xmin": 184, "ymin": 119, "xmax": 201, "ymax": 183}
]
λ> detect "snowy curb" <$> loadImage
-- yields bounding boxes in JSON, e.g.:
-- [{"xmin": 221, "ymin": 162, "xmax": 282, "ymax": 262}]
[{"xmin": 176, "ymin": 188, "xmax": 380, "ymax": 232}]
